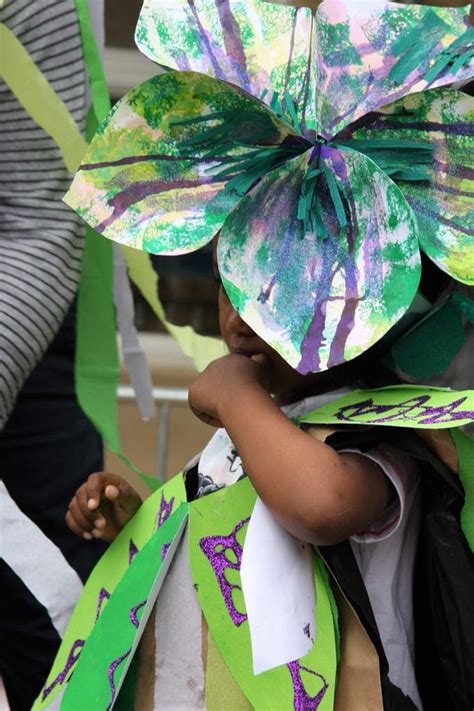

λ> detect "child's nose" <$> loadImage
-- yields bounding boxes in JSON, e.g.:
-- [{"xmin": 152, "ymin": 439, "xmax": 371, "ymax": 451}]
[{"xmin": 226, "ymin": 307, "xmax": 254, "ymax": 337}]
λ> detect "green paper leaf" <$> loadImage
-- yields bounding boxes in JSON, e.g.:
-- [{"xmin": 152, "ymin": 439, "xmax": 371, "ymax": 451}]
[
  {"xmin": 188, "ymin": 479, "xmax": 338, "ymax": 710},
  {"xmin": 350, "ymin": 88, "xmax": 474, "ymax": 285},
  {"xmin": 65, "ymin": 71, "xmax": 297, "ymax": 256},
  {"xmin": 450, "ymin": 428, "xmax": 474, "ymax": 552},
  {"xmin": 218, "ymin": 147, "xmax": 420, "ymax": 374},
  {"xmin": 298, "ymin": 385, "xmax": 474, "ymax": 430}
]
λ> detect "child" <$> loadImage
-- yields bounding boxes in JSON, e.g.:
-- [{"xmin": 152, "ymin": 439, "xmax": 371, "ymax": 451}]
[{"xmin": 55, "ymin": 1, "xmax": 473, "ymax": 708}]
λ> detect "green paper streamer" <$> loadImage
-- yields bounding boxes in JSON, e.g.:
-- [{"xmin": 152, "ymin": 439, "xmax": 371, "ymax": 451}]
[
  {"xmin": 32, "ymin": 474, "xmax": 187, "ymax": 709},
  {"xmin": 451, "ymin": 428, "xmax": 474, "ymax": 552},
  {"xmin": 0, "ymin": 23, "xmax": 87, "ymax": 172},
  {"xmin": 61, "ymin": 504, "xmax": 189, "ymax": 711},
  {"xmin": 298, "ymin": 385, "xmax": 474, "ymax": 430}
]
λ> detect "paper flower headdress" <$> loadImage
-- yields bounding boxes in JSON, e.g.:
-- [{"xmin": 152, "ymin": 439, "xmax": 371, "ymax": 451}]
[{"xmin": 65, "ymin": 0, "xmax": 474, "ymax": 374}]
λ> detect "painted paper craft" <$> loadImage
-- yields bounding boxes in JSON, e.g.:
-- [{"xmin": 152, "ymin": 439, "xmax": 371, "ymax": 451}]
[
  {"xmin": 297, "ymin": 385, "xmax": 474, "ymax": 430},
  {"xmin": 61, "ymin": 504, "xmax": 188, "ymax": 711},
  {"xmin": 33, "ymin": 473, "xmax": 186, "ymax": 710},
  {"xmin": 188, "ymin": 478, "xmax": 339, "ymax": 710},
  {"xmin": 65, "ymin": 0, "xmax": 473, "ymax": 374}
]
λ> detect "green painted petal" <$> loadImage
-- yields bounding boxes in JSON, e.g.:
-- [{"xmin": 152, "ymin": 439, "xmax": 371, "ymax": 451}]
[
  {"xmin": 135, "ymin": 0, "xmax": 316, "ymax": 132},
  {"xmin": 350, "ymin": 88, "xmax": 474, "ymax": 285},
  {"xmin": 64, "ymin": 71, "xmax": 297, "ymax": 255},
  {"xmin": 218, "ymin": 147, "xmax": 420, "ymax": 374},
  {"xmin": 316, "ymin": 0, "xmax": 473, "ymax": 138}
]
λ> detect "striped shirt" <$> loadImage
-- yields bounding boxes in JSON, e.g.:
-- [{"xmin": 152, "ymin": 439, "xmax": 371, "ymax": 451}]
[{"xmin": 0, "ymin": 0, "xmax": 87, "ymax": 428}]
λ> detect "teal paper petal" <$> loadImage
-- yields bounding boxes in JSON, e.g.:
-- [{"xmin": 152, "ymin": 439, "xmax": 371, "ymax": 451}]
[
  {"xmin": 316, "ymin": 0, "xmax": 473, "ymax": 138},
  {"xmin": 218, "ymin": 148, "xmax": 421, "ymax": 374},
  {"xmin": 349, "ymin": 88, "xmax": 474, "ymax": 285},
  {"xmin": 64, "ymin": 71, "xmax": 298, "ymax": 255},
  {"xmin": 135, "ymin": 0, "xmax": 316, "ymax": 132}
]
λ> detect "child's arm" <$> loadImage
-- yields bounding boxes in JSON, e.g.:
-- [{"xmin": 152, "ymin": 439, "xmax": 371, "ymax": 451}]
[
  {"xmin": 66, "ymin": 472, "xmax": 142, "ymax": 542},
  {"xmin": 189, "ymin": 354, "xmax": 392, "ymax": 546}
]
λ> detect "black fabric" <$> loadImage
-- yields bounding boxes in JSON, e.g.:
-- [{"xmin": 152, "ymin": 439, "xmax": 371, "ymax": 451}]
[
  {"xmin": 0, "ymin": 305, "xmax": 107, "ymax": 709},
  {"xmin": 324, "ymin": 427, "xmax": 474, "ymax": 710}
]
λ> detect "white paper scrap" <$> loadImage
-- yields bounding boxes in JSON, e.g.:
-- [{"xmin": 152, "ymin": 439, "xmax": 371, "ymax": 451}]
[{"xmin": 240, "ymin": 497, "xmax": 316, "ymax": 675}]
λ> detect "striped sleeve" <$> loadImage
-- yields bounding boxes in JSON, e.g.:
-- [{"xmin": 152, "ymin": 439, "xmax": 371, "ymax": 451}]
[{"xmin": 0, "ymin": 0, "xmax": 88, "ymax": 428}]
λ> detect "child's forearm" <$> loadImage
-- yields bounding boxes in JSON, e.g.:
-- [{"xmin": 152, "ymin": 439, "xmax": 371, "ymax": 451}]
[{"xmin": 216, "ymin": 383, "xmax": 390, "ymax": 545}]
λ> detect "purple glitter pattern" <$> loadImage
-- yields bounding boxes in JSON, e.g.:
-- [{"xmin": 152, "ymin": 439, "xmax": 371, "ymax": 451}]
[
  {"xmin": 41, "ymin": 639, "xmax": 84, "ymax": 700},
  {"xmin": 129, "ymin": 599, "xmax": 147, "ymax": 629},
  {"xmin": 161, "ymin": 542, "xmax": 171, "ymax": 561},
  {"xmin": 335, "ymin": 395, "xmax": 474, "ymax": 426},
  {"xmin": 106, "ymin": 649, "xmax": 131, "ymax": 711},
  {"xmin": 95, "ymin": 587, "xmax": 111, "ymax": 622},
  {"xmin": 128, "ymin": 538, "xmax": 139, "ymax": 565},
  {"xmin": 199, "ymin": 517, "xmax": 250, "ymax": 627},
  {"xmin": 156, "ymin": 491, "xmax": 175, "ymax": 530},
  {"xmin": 287, "ymin": 661, "xmax": 328, "ymax": 710}
]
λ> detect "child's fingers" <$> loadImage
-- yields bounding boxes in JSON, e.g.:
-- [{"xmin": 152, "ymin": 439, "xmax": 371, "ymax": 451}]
[
  {"xmin": 65, "ymin": 510, "xmax": 92, "ymax": 540},
  {"xmin": 66, "ymin": 501, "xmax": 94, "ymax": 540},
  {"xmin": 84, "ymin": 472, "xmax": 114, "ymax": 510}
]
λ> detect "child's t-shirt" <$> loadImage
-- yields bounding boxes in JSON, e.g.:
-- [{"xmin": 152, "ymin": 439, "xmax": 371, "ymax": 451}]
[{"xmin": 195, "ymin": 389, "xmax": 422, "ymax": 708}]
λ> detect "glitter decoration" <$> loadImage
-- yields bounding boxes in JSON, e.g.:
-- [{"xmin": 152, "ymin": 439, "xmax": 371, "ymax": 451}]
[
  {"xmin": 95, "ymin": 587, "xmax": 111, "ymax": 622},
  {"xmin": 199, "ymin": 517, "xmax": 250, "ymax": 626},
  {"xmin": 156, "ymin": 491, "xmax": 175, "ymax": 530},
  {"xmin": 129, "ymin": 599, "xmax": 147, "ymax": 629},
  {"xmin": 128, "ymin": 539, "xmax": 139, "ymax": 565},
  {"xmin": 287, "ymin": 661, "xmax": 328, "ymax": 711},
  {"xmin": 41, "ymin": 639, "xmax": 84, "ymax": 700},
  {"xmin": 106, "ymin": 649, "xmax": 132, "ymax": 711},
  {"xmin": 161, "ymin": 542, "xmax": 171, "ymax": 561}
]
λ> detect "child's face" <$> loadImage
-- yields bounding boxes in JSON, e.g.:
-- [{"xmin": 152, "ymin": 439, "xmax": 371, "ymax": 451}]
[{"xmin": 213, "ymin": 239, "xmax": 332, "ymax": 400}]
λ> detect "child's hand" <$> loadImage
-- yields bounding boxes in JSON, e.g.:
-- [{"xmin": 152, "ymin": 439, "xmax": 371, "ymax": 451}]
[
  {"xmin": 66, "ymin": 472, "xmax": 142, "ymax": 543},
  {"xmin": 189, "ymin": 352, "xmax": 272, "ymax": 427}
]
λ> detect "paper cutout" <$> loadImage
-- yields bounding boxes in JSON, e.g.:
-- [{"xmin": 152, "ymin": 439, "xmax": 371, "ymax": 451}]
[
  {"xmin": 450, "ymin": 428, "xmax": 474, "ymax": 552},
  {"xmin": 33, "ymin": 474, "xmax": 186, "ymax": 709},
  {"xmin": 60, "ymin": 505, "xmax": 188, "ymax": 711},
  {"xmin": 217, "ymin": 146, "xmax": 420, "ymax": 373},
  {"xmin": 388, "ymin": 293, "xmax": 474, "ymax": 379},
  {"xmin": 66, "ymin": 0, "xmax": 473, "ymax": 372},
  {"xmin": 347, "ymin": 88, "xmax": 474, "ymax": 285},
  {"xmin": 316, "ymin": 0, "xmax": 473, "ymax": 138},
  {"xmin": 298, "ymin": 385, "xmax": 474, "ymax": 430},
  {"xmin": 188, "ymin": 478, "xmax": 338, "ymax": 710},
  {"xmin": 240, "ymin": 497, "xmax": 316, "ymax": 674},
  {"xmin": 135, "ymin": 0, "xmax": 316, "ymax": 130}
]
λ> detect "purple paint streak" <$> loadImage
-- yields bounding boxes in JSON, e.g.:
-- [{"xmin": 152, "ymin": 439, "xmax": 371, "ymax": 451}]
[
  {"xmin": 335, "ymin": 395, "xmax": 474, "ymax": 425},
  {"xmin": 95, "ymin": 587, "xmax": 111, "ymax": 622},
  {"xmin": 156, "ymin": 491, "xmax": 175, "ymax": 530},
  {"xmin": 106, "ymin": 650, "xmax": 132, "ymax": 711},
  {"xmin": 161, "ymin": 542, "xmax": 171, "ymax": 561},
  {"xmin": 96, "ymin": 176, "xmax": 218, "ymax": 233},
  {"xmin": 199, "ymin": 518, "xmax": 250, "ymax": 626},
  {"xmin": 41, "ymin": 639, "xmax": 84, "ymax": 700},
  {"xmin": 187, "ymin": 0, "xmax": 225, "ymax": 80},
  {"xmin": 128, "ymin": 539, "xmax": 139, "ymax": 565},
  {"xmin": 130, "ymin": 600, "xmax": 147, "ymax": 629},
  {"xmin": 80, "ymin": 152, "xmax": 228, "ymax": 171},
  {"xmin": 216, "ymin": 0, "xmax": 251, "ymax": 91},
  {"xmin": 287, "ymin": 661, "xmax": 328, "ymax": 710}
]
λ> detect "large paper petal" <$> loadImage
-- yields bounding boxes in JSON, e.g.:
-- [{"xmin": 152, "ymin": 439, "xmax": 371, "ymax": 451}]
[
  {"xmin": 135, "ymin": 0, "xmax": 316, "ymax": 132},
  {"xmin": 218, "ymin": 148, "xmax": 420, "ymax": 374},
  {"xmin": 316, "ymin": 0, "xmax": 473, "ymax": 138},
  {"xmin": 64, "ymin": 71, "xmax": 299, "ymax": 255},
  {"xmin": 347, "ymin": 88, "xmax": 474, "ymax": 284}
]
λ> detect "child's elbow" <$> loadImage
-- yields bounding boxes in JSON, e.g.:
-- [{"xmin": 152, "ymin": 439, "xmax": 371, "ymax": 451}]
[{"xmin": 280, "ymin": 489, "xmax": 361, "ymax": 546}]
